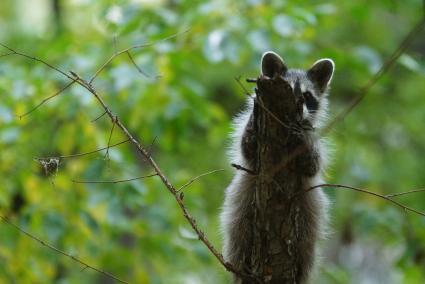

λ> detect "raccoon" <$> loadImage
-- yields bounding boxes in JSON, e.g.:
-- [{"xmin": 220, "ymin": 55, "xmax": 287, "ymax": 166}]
[{"xmin": 220, "ymin": 51, "xmax": 334, "ymax": 283}]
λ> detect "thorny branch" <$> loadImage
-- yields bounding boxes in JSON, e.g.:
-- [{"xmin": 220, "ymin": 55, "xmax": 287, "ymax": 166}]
[
  {"xmin": 68, "ymin": 72, "xmax": 242, "ymax": 276},
  {"xmin": 0, "ymin": 32, "xmax": 245, "ymax": 278},
  {"xmin": 0, "ymin": 215, "xmax": 129, "ymax": 284},
  {"xmin": 2, "ymin": 6, "xmax": 425, "ymax": 280}
]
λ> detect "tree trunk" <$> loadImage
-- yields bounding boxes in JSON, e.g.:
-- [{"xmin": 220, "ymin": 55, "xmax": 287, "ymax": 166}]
[{"xmin": 242, "ymin": 75, "xmax": 317, "ymax": 284}]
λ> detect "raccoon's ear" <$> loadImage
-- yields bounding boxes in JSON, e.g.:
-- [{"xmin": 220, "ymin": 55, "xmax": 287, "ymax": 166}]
[
  {"xmin": 261, "ymin": 51, "xmax": 288, "ymax": 78},
  {"xmin": 307, "ymin": 58, "xmax": 334, "ymax": 92}
]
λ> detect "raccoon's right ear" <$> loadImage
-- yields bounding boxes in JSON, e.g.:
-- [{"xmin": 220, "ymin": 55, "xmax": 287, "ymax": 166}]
[
  {"xmin": 307, "ymin": 58, "xmax": 335, "ymax": 92},
  {"xmin": 261, "ymin": 51, "xmax": 288, "ymax": 78}
]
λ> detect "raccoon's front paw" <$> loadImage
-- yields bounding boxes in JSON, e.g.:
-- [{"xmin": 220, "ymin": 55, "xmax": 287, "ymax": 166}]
[
  {"xmin": 241, "ymin": 132, "xmax": 257, "ymax": 161},
  {"xmin": 300, "ymin": 119, "xmax": 314, "ymax": 131},
  {"xmin": 298, "ymin": 150, "xmax": 320, "ymax": 177}
]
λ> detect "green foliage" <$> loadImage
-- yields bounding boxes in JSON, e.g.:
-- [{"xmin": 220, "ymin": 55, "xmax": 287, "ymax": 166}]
[{"xmin": 0, "ymin": 0, "xmax": 424, "ymax": 283}]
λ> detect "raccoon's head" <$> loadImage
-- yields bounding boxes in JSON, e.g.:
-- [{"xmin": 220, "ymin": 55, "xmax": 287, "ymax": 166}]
[{"xmin": 260, "ymin": 51, "xmax": 334, "ymax": 128}]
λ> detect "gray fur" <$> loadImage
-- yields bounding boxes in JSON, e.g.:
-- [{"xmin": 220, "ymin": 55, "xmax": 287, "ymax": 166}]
[{"xmin": 221, "ymin": 51, "xmax": 334, "ymax": 283}]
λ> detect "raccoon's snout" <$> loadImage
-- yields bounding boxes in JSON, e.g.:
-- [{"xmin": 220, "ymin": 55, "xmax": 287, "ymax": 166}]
[
  {"xmin": 294, "ymin": 80, "xmax": 302, "ymax": 97},
  {"xmin": 293, "ymin": 80, "xmax": 304, "ymax": 103}
]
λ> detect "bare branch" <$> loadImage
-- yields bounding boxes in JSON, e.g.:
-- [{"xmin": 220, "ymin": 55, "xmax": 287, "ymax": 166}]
[
  {"xmin": 147, "ymin": 136, "xmax": 158, "ymax": 157},
  {"xmin": 301, "ymin": 183, "xmax": 425, "ymax": 217},
  {"xmin": 21, "ymin": 16, "xmax": 421, "ymax": 280},
  {"xmin": 385, "ymin": 188, "xmax": 425, "ymax": 198},
  {"xmin": 0, "ymin": 43, "xmax": 74, "ymax": 80},
  {"xmin": 34, "ymin": 139, "xmax": 129, "ymax": 160},
  {"xmin": 104, "ymin": 116, "xmax": 117, "ymax": 160},
  {"xmin": 126, "ymin": 51, "xmax": 154, "ymax": 78},
  {"xmin": 72, "ymin": 173, "xmax": 158, "ymax": 184},
  {"xmin": 246, "ymin": 19, "xmax": 425, "ymax": 177},
  {"xmin": 1, "ymin": 39, "xmax": 277, "ymax": 280},
  {"xmin": 16, "ymin": 79, "xmax": 76, "ymax": 119},
  {"xmin": 177, "ymin": 169, "xmax": 225, "ymax": 192},
  {"xmin": 69, "ymin": 71, "xmax": 243, "ymax": 276},
  {"xmin": 0, "ymin": 215, "xmax": 128, "ymax": 284},
  {"xmin": 234, "ymin": 76, "xmax": 253, "ymax": 98},
  {"xmin": 322, "ymin": 19, "xmax": 425, "ymax": 134},
  {"xmin": 91, "ymin": 110, "xmax": 107, "ymax": 122},
  {"xmin": 89, "ymin": 29, "xmax": 189, "ymax": 84}
]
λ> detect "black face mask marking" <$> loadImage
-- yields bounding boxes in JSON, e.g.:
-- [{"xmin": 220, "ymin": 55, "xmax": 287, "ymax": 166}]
[{"xmin": 303, "ymin": 91, "xmax": 319, "ymax": 113}]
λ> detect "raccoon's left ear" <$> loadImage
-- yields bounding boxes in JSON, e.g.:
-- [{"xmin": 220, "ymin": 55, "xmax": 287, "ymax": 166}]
[
  {"xmin": 261, "ymin": 51, "xmax": 288, "ymax": 78},
  {"xmin": 307, "ymin": 59, "xmax": 335, "ymax": 92}
]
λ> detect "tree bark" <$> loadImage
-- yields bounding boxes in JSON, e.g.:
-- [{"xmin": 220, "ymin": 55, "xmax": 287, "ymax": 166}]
[{"xmin": 242, "ymin": 75, "xmax": 316, "ymax": 284}]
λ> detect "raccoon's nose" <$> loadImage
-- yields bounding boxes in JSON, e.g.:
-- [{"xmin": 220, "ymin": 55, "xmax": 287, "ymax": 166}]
[{"xmin": 294, "ymin": 80, "xmax": 302, "ymax": 97}]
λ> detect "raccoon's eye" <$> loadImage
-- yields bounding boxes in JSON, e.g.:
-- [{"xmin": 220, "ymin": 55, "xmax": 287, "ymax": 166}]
[{"xmin": 302, "ymin": 91, "xmax": 319, "ymax": 112}]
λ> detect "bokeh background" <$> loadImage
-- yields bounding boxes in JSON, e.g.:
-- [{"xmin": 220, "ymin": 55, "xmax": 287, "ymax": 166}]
[{"xmin": 1, "ymin": 0, "xmax": 425, "ymax": 283}]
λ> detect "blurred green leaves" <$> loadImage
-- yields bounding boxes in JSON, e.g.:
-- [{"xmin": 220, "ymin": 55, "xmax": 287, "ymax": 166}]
[{"xmin": 0, "ymin": 0, "xmax": 425, "ymax": 283}]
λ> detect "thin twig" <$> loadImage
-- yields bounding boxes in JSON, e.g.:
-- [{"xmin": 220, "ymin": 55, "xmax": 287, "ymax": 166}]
[
  {"xmin": 257, "ymin": 19, "xmax": 425, "ymax": 176},
  {"xmin": 16, "ymin": 79, "xmax": 76, "ymax": 119},
  {"xmin": 72, "ymin": 173, "xmax": 158, "ymax": 184},
  {"xmin": 301, "ymin": 184, "xmax": 425, "ymax": 217},
  {"xmin": 89, "ymin": 29, "xmax": 189, "ymax": 84},
  {"xmin": 141, "ymin": 136, "xmax": 159, "ymax": 163},
  {"xmin": 234, "ymin": 76, "xmax": 254, "ymax": 99},
  {"xmin": 0, "ymin": 52, "xmax": 15, "ymax": 58},
  {"xmin": 0, "ymin": 41, "xmax": 279, "ymax": 280},
  {"xmin": 322, "ymin": 19, "xmax": 425, "ymax": 134},
  {"xmin": 177, "ymin": 169, "xmax": 225, "ymax": 192},
  {"xmin": 0, "ymin": 43, "xmax": 73, "ymax": 80},
  {"xmin": 0, "ymin": 215, "xmax": 128, "ymax": 284},
  {"xmin": 104, "ymin": 116, "xmax": 117, "ymax": 159},
  {"xmin": 76, "ymin": 76, "xmax": 243, "ymax": 275},
  {"xmin": 126, "ymin": 51, "xmax": 152, "ymax": 78},
  {"xmin": 147, "ymin": 136, "xmax": 158, "ymax": 157},
  {"xmin": 73, "ymin": 73, "xmax": 244, "ymax": 276},
  {"xmin": 386, "ymin": 188, "xmax": 425, "ymax": 198},
  {"xmin": 34, "ymin": 139, "xmax": 129, "ymax": 160},
  {"xmin": 91, "ymin": 111, "xmax": 107, "ymax": 123}
]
